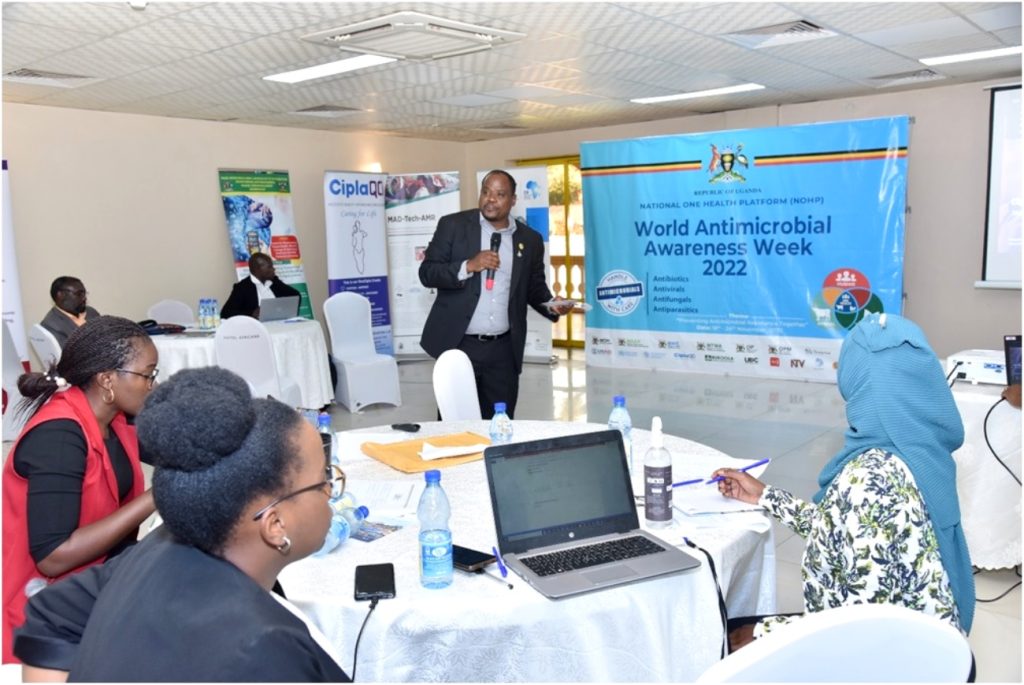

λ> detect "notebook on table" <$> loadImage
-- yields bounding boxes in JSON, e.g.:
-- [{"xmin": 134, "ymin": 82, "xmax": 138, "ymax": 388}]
[
  {"xmin": 258, "ymin": 295, "xmax": 300, "ymax": 322},
  {"xmin": 484, "ymin": 429, "xmax": 700, "ymax": 599}
]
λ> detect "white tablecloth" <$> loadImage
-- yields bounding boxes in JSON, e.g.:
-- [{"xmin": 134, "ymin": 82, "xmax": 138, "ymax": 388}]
[
  {"xmin": 151, "ymin": 319, "xmax": 334, "ymax": 409},
  {"xmin": 278, "ymin": 420, "xmax": 776, "ymax": 682},
  {"xmin": 952, "ymin": 384, "xmax": 1021, "ymax": 569}
]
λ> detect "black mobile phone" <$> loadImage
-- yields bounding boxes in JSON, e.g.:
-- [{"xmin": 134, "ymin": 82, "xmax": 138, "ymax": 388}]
[
  {"xmin": 391, "ymin": 423, "xmax": 421, "ymax": 432},
  {"xmin": 452, "ymin": 544, "xmax": 496, "ymax": 572},
  {"xmin": 354, "ymin": 563, "xmax": 396, "ymax": 601}
]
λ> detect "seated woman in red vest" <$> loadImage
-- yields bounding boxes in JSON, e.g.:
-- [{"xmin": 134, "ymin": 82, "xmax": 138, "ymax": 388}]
[{"xmin": 2, "ymin": 316, "xmax": 158, "ymax": 664}]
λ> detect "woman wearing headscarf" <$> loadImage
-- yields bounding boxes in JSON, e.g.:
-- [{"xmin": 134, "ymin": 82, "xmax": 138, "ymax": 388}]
[
  {"xmin": 2, "ymin": 316, "xmax": 158, "ymax": 663},
  {"xmin": 714, "ymin": 313, "xmax": 974, "ymax": 648},
  {"xmin": 12, "ymin": 367, "xmax": 349, "ymax": 681}
]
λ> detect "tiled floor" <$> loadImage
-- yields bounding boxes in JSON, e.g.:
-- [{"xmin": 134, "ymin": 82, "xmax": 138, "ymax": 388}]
[{"xmin": 331, "ymin": 347, "xmax": 1021, "ymax": 682}]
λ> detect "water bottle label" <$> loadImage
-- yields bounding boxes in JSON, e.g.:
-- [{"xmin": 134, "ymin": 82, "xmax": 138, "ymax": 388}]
[
  {"xmin": 644, "ymin": 465, "xmax": 673, "ymax": 522},
  {"xmin": 421, "ymin": 539, "xmax": 453, "ymax": 577}
]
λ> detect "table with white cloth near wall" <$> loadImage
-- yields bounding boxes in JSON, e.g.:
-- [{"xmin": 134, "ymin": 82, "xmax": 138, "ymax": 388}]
[
  {"xmin": 278, "ymin": 420, "xmax": 777, "ymax": 682},
  {"xmin": 951, "ymin": 383, "xmax": 1021, "ymax": 570},
  {"xmin": 150, "ymin": 319, "xmax": 334, "ymax": 409}
]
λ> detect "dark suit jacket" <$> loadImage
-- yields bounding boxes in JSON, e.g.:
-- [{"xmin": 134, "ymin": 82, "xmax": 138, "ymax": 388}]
[
  {"xmin": 221, "ymin": 277, "xmax": 301, "ymax": 319},
  {"xmin": 14, "ymin": 527, "xmax": 349, "ymax": 682},
  {"xmin": 40, "ymin": 306, "xmax": 100, "ymax": 349},
  {"xmin": 418, "ymin": 209, "xmax": 556, "ymax": 374}
]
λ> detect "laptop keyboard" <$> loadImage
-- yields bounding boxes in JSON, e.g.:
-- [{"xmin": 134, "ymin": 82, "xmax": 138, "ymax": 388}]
[{"xmin": 520, "ymin": 535, "xmax": 666, "ymax": 577}]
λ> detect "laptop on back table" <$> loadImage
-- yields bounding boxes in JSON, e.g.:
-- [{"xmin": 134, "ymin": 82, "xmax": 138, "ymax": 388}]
[
  {"xmin": 484, "ymin": 429, "xmax": 700, "ymax": 599},
  {"xmin": 258, "ymin": 295, "xmax": 300, "ymax": 323}
]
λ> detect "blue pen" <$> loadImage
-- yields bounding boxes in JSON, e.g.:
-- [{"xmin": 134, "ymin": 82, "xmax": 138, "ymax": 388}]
[
  {"xmin": 491, "ymin": 546, "xmax": 514, "ymax": 589},
  {"xmin": 706, "ymin": 458, "xmax": 770, "ymax": 484},
  {"xmin": 671, "ymin": 477, "xmax": 705, "ymax": 488}
]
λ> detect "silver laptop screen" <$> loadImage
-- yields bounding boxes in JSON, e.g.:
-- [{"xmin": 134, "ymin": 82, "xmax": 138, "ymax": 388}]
[{"xmin": 486, "ymin": 430, "xmax": 637, "ymax": 553}]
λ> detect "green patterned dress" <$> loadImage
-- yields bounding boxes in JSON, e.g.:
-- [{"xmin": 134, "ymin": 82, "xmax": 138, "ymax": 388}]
[{"xmin": 755, "ymin": 448, "xmax": 963, "ymax": 637}]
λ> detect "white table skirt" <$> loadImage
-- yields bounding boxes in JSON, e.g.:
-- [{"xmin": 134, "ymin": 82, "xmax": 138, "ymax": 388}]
[
  {"xmin": 952, "ymin": 384, "xmax": 1021, "ymax": 570},
  {"xmin": 151, "ymin": 319, "xmax": 334, "ymax": 409},
  {"xmin": 278, "ymin": 420, "xmax": 776, "ymax": 682}
]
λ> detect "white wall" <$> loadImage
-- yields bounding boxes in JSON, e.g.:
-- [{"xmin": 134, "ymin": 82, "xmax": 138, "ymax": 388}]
[
  {"xmin": 462, "ymin": 80, "xmax": 1022, "ymax": 357},
  {"xmin": 4, "ymin": 78, "xmax": 1020, "ymax": 365},
  {"xmin": 2, "ymin": 104, "xmax": 464, "ymax": 365}
]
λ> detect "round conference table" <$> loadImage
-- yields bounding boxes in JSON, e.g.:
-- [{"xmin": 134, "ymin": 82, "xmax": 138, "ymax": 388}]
[
  {"xmin": 951, "ymin": 383, "xmax": 1021, "ymax": 570},
  {"xmin": 150, "ymin": 318, "xmax": 334, "ymax": 409},
  {"xmin": 278, "ymin": 420, "xmax": 777, "ymax": 682}
]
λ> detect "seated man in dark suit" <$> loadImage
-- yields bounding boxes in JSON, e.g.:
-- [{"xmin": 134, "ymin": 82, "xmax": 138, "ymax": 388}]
[
  {"xmin": 220, "ymin": 253, "xmax": 300, "ymax": 320},
  {"xmin": 40, "ymin": 276, "xmax": 100, "ymax": 348}
]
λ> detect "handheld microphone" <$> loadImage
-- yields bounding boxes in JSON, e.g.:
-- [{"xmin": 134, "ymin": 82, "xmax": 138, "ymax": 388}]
[{"xmin": 485, "ymin": 232, "xmax": 501, "ymax": 291}]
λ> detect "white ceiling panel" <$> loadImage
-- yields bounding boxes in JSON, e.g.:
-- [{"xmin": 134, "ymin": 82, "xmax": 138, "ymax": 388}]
[
  {"xmin": 3, "ymin": 1, "xmax": 1019, "ymax": 142},
  {"xmin": 114, "ymin": 17, "xmax": 265, "ymax": 52},
  {"xmin": 2, "ymin": 1, "xmax": 186, "ymax": 36},
  {"xmin": 172, "ymin": 2, "xmax": 326, "ymax": 35}
]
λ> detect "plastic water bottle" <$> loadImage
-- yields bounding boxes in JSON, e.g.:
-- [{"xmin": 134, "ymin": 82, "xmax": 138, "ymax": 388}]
[
  {"xmin": 341, "ymin": 505, "xmax": 369, "ymax": 534},
  {"xmin": 608, "ymin": 395, "xmax": 633, "ymax": 474},
  {"xmin": 489, "ymin": 402, "xmax": 514, "ymax": 445},
  {"xmin": 418, "ymin": 469, "xmax": 453, "ymax": 589},
  {"xmin": 211, "ymin": 299, "xmax": 221, "ymax": 328},
  {"xmin": 314, "ymin": 514, "xmax": 350, "ymax": 557},
  {"xmin": 317, "ymin": 411, "xmax": 335, "ymax": 463},
  {"xmin": 644, "ymin": 416, "xmax": 673, "ymax": 528}
]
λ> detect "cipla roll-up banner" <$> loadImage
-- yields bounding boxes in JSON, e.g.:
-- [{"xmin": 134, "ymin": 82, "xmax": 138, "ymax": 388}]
[
  {"xmin": 324, "ymin": 171, "xmax": 394, "ymax": 355},
  {"xmin": 476, "ymin": 167, "xmax": 554, "ymax": 363},
  {"xmin": 218, "ymin": 169, "xmax": 313, "ymax": 319},
  {"xmin": 581, "ymin": 117, "xmax": 909, "ymax": 381},
  {"xmin": 385, "ymin": 171, "xmax": 461, "ymax": 358}
]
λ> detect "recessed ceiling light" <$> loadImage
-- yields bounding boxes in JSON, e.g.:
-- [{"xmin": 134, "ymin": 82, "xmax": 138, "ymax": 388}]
[
  {"xmin": 264, "ymin": 54, "xmax": 396, "ymax": 84},
  {"xmin": 630, "ymin": 83, "xmax": 765, "ymax": 105},
  {"xmin": 920, "ymin": 46, "xmax": 1022, "ymax": 66}
]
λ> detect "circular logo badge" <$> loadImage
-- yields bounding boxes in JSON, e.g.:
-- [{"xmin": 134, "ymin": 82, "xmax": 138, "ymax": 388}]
[
  {"xmin": 596, "ymin": 270, "xmax": 644, "ymax": 317},
  {"xmin": 820, "ymin": 267, "xmax": 884, "ymax": 330}
]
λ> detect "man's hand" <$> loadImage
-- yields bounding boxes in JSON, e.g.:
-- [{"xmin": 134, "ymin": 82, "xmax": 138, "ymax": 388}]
[
  {"xmin": 1003, "ymin": 384, "xmax": 1021, "ymax": 409},
  {"xmin": 550, "ymin": 302, "xmax": 574, "ymax": 315},
  {"xmin": 466, "ymin": 250, "xmax": 499, "ymax": 274}
]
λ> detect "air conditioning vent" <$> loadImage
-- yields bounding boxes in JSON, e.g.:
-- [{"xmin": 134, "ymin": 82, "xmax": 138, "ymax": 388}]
[
  {"xmin": 302, "ymin": 11, "xmax": 525, "ymax": 61},
  {"xmin": 292, "ymin": 104, "xmax": 362, "ymax": 117},
  {"xmin": 3, "ymin": 68, "xmax": 100, "ymax": 88},
  {"xmin": 723, "ymin": 20, "xmax": 835, "ymax": 49},
  {"xmin": 869, "ymin": 68, "xmax": 945, "ymax": 88},
  {"xmin": 471, "ymin": 123, "xmax": 530, "ymax": 133}
]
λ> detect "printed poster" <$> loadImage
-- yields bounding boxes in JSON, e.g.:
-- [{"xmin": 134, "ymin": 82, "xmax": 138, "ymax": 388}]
[
  {"xmin": 323, "ymin": 171, "xmax": 393, "ymax": 355},
  {"xmin": 581, "ymin": 117, "xmax": 908, "ymax": 381},
  {"xmin": 218, "ymin": 169, "xmax": 313, "ymax": 319},
  {"xmin": 385, "ymin": 171, "xmax": 461, "ymax": 358},
  {"xmin": 2, "ymin": 160, "xmax": 28, "ymax": 365}
]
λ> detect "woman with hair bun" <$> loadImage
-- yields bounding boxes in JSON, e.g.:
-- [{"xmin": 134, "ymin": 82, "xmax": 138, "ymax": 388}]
[
  {"xmin": 13, "ymin": 367, "xmax": 349, "ymax": 682},
  {"xmin": 2, "ymin": 316, "xmax": 158, "ymax": 664}
]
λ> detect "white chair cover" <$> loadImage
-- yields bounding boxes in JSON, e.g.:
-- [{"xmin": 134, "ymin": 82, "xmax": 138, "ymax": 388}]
[
  {"xmin": 322, "ymin": 292, "xmax": 401, "ymax": 413},
  {"xmin": 27, "ymin": 324, "xmax": 62, "ymax": 369},
  {"xmin": 147, "ymin": 299, "xmax": 195, "ymax": 326},
  {"xmin": 696, "ymin": 603, "xmax": 973, "ymax": 683},
  {"xmin": 432, "ymin": 349, "xmax": 481, "ymax": 420},
  {"xmin": 214, "ymin": 316, "xmax": 301, "ymax": 408},
  {"xmin": 2, "ymin": 321, "xmax": 28, "ymax": 439}
]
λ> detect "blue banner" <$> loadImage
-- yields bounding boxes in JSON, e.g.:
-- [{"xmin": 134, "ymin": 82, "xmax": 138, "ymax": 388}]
[{"xmin": 581, "ymin": 117, "xmax": 908, "ymax": 380}]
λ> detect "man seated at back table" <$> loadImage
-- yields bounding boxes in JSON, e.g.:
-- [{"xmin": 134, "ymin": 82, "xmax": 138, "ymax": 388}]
[
  {"xmin": 220, "ymin": 253, "xmax": 301, "ymax": 320},
  {"xmin": 40, "ymin": 276, "xmax": 100, "ymax": 348}
]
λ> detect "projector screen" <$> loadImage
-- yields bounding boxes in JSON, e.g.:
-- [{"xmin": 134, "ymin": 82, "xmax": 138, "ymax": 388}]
[{"xmin": 981, "ymin": 85, "xmax": 1022, "ymax": 287}]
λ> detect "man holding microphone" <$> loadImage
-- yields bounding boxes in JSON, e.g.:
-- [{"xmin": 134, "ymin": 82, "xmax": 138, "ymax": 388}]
[{"xmin": 419, "ymin": 170, "xmax": 571, "ymax": 419}]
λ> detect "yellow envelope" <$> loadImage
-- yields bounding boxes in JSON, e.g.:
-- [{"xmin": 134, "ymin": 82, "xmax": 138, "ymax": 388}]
[{"xmin": 360, "ymin": 432, "xmax": 491, "ymax": 473}]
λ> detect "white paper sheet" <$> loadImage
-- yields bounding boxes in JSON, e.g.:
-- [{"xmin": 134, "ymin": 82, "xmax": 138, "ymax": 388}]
[{"xmin": 418, "ymin": 442, "xmax": 489, "ymax": 460}]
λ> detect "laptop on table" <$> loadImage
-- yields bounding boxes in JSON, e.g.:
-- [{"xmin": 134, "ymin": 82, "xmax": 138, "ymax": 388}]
[
  {"xmin": 484, "ymin": 429, "xmax": 700, "ymax": 599},
  {"xmin": 258, "ymin": 295, "xmax": 300, "ymax": 322},
  {"xmin": 1005, "ymin": 334, "xmax": 1021, "ymax": 385}
]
